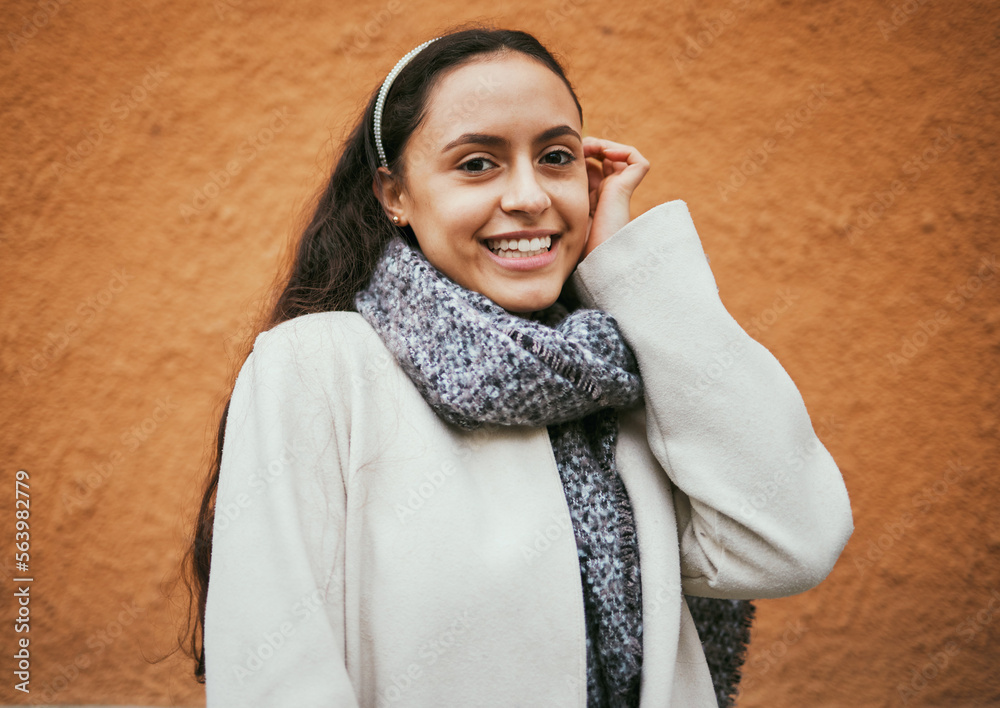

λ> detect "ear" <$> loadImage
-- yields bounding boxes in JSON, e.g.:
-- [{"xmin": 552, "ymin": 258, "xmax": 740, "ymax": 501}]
[{"xmin": 372, "ymin": 167, "xmax": 409, "ymax": 226}]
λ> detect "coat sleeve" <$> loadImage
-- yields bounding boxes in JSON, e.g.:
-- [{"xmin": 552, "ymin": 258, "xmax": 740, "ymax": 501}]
[
  {"xmin": 571, "ymin": 200, "xmax": 853, "ymax": 599},
  {"xmin": 204, "ymin": 317, "xmax": 360, "ymax": 706}
]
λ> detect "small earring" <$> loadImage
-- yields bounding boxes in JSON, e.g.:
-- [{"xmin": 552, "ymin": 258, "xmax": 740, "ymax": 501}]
[{"xmin": 392, "ymin": 215, "xmax": 400, "ymax": 224}]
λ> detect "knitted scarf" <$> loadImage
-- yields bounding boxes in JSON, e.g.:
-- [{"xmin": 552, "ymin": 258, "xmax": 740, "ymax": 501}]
[{"xmin": 355, "ymin": 236, "xmax": 753, "ymax": 707}]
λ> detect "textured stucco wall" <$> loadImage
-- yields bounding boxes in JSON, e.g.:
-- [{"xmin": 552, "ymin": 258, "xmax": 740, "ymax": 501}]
[{"xmin": 1, "ymin": 0, "xmax": 998, "ymax": 705}]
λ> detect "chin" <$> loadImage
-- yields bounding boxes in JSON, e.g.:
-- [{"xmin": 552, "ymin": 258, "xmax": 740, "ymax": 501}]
[{"xmin": 491, "ymin": 286, "xmax": 562, "ymax": 315}]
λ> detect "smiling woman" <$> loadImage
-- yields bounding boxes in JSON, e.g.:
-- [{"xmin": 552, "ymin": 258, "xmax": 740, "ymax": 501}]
[
  {"xmin": 376, "ymin": 53, "xmax": 590, "ymax": 312},
  {"xmin": 186, "ymin": 25, "xmax": 853, "ymax": 708}
]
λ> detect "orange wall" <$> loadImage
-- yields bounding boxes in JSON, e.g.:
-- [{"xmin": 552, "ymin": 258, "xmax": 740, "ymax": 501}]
[{"xmin": 1, "ymin": 0, "xmax": 998, "ymax": 705}]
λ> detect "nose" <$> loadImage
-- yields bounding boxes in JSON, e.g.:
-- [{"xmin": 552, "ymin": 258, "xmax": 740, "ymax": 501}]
[{"xmin": 500, "ymin": 158, "xmax": 552, "ymax": 215}]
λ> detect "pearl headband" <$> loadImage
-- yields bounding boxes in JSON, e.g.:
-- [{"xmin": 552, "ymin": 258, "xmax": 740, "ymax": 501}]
[{"xmin": 374, "ymin": 37, "xmax": 441, "ymax": 170}]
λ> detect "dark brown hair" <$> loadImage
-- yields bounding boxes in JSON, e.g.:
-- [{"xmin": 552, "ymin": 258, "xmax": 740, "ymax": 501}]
[{"xmin": 184, "ymin": 24, "xmax": 583, "ymax": 681}]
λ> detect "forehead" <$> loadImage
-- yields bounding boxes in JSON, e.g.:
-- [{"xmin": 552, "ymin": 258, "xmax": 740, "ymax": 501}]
[{"xmin": 416, "ymin": 53, "xmax": 581, "ymax": 142}]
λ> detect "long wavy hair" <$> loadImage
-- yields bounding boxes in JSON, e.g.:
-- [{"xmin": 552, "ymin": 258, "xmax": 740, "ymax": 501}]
[{"xmin": 183, "ymin": 24, "xmax": 584, "ymax": 682}]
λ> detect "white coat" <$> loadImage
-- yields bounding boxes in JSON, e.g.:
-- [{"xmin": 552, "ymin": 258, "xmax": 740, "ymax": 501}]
[{"xmin": 204, "ymin": 200, "xmax": 854, "ymax": 707}]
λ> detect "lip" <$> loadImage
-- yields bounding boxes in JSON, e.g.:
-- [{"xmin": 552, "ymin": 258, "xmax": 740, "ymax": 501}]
[{"xmin": 481, "ymin": 231, "xmax": 560, "ymax": 271}]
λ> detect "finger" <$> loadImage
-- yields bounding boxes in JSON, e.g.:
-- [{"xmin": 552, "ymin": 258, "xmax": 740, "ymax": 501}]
[
  {"xmin": 587, "ymin": 158, "xmax": 604, "ymax": 196},
  {"xmin": 600, "ymin": 148, "xmax": 644, "ymax": 166},
  {"xmin": 587, "ymin": 139, "xmax": 649, "ymax": 169},
  {"xmin": 588, "ymin": 136, "xmax": 634, "ymax": 151},
  {"xmin": 585, "ymin": 137, "xmax": 650, "ymax": 199},
  {"xmin": 582, "ymin": 137, "xmax": 612, "ymax": 159}
]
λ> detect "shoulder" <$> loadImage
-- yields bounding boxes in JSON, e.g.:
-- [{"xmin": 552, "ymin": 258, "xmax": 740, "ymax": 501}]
[
  {"xmin": 235, "ymin": 312, "xmax": 393, "ymax": 401},
  {"xmin": 251, "ymin": 311, "xmax": 385, "ymax": 366},
  {"xmin": 257, "ymin": 310, "xmax": 379, "ymax": 348}
]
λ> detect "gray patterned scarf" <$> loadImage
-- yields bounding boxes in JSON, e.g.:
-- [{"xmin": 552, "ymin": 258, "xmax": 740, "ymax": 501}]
[{"xmin": 355, "ymin": 236, "xmax": 752, "ymax": 707}]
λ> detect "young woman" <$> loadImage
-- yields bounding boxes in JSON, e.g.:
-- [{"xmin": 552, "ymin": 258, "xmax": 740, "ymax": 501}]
[{"xmin": 189, "ymin": 26, "xmax": 853, "ymax": 707}]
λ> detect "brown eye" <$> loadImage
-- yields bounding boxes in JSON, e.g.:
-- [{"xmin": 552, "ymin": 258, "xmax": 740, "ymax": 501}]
[
  {"xmin": 459, "ymin": 157, "xmax": 497, "ymax": 174},
  {"xmin": 542, "ymin": 149, "xmax": 575, "ymax": 166}
]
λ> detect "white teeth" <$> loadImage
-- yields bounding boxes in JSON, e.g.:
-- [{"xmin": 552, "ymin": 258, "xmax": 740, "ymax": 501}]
[
  {"xmin": 499, "ymin": 248, "xmax": 545, "ymax": 259},
  {"xmin": 486, "ymin": 235, "xmax": 554, "ymax": 258}
]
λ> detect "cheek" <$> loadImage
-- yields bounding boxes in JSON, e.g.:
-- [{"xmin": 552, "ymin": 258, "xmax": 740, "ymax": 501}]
[
  {"xmin": 555, "ymin": 172, "xmax": 590, "ymax": 211},
  {"xmin": 454, "ymin": 198, "xmax": 496, "ymax": 229},
  {"xmin": 411, "ymin": 193, "xmax": 486, "ymax": 247},
  {"xmin": 433, "ymin": 189, "xmax": 496, "ymax": 234},
  {"xmin": 560, "ymin": 182, "xmax": 591, "ymax": 224}
]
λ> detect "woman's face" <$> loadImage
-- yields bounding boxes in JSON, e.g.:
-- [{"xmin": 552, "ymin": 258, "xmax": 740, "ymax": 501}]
[{"xmin": 382, "ymin": 52, "xmax": 591, "ymax": 313}]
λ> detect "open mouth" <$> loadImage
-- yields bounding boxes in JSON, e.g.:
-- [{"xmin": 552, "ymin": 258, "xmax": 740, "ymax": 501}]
[{"xmin": 486, "ymin": 235, "xmax": 554, "ymax": 259}]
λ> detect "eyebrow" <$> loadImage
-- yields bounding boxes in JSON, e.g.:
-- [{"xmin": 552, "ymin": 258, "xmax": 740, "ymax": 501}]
[{"xmin": 441, "ymin": 125, "xmax": 581, "ymax": 153}]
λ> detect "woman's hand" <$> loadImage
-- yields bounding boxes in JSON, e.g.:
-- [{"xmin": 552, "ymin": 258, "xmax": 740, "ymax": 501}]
[{"xmin": 581, "ymin": 137, "xmax": 650, "ymax": 260}]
